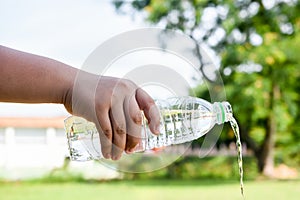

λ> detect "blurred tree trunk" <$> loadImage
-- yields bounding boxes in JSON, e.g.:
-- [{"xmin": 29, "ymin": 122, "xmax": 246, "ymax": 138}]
[{"xmin": 257, "ymin": 83, "xmax": 279, "ymax": 176}]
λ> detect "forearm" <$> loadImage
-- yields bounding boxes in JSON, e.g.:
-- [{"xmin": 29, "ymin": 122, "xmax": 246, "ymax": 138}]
[{"xmin": 0, "ymin": 45, "xmax": 76, "ymax": 107}]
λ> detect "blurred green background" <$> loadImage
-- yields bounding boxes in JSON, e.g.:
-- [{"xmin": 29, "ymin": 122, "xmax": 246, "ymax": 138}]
[
  {"xmin": 1, "ymin": 0, "xmax": 300, "ymax": 199},
  {"xmin": 114, "ymin": 0, "xmax": 300, "ymax": 177},
  {"xmin": 0, "ymin": 179, "xmax": 299, "ymax": 200},
  {"xmin": 112, "ymin": 0, "xmax": 300, "ymax": 182}
]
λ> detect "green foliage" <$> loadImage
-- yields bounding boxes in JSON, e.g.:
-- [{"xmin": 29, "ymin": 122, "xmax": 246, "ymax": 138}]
[
  {"xmin": 123, "ymin": 156, "xmax": 259, "ymax": 181},
  {"xmin": 114, "ymin": 0, "xmax": 300, "ymax": 173},
  {"xmin": 22, "ymin": 169, "xmax": 86, "ymax": 184}
]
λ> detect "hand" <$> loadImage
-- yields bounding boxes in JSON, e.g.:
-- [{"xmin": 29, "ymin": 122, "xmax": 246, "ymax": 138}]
[
  {"xmin": 64, "ymin": 72, "xmax": 160, "ymax": 160},
  {"xmin": 0, "ymin": 45, "xmax": 160, "ymax": 160}
]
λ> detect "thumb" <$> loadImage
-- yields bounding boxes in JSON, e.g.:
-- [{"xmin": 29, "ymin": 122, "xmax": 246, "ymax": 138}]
[{"xmin": 135, "ymin": 88, "xmax": 160, "ymax": 135}]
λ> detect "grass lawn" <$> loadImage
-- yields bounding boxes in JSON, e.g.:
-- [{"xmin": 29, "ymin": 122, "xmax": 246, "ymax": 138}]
[{"xmin": 0, "ymin": 179, "xmax": 299, "ymax": 200}]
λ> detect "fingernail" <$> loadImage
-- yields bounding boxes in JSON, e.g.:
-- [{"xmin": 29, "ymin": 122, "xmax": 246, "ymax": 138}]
[
  {"xmin": 125, "ymin": 148, "xmax": 134, "ymax": 154},
  {"xmin": 104, "ymin": 153, "xmax": 111, "ymax": 159},
  {"xmin": 155, "ymin": 124, "xmax": 160, "ymax": 134},
  {"xmin": 112, "ymin": 155, "xmax": 119, "ymax": 161}
]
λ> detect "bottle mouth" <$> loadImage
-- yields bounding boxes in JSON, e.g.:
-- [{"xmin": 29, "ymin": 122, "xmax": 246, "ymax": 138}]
[
  {"xmin": 222, "ymin": 101, "xmax": 233, "ymax": 115},
  {"xmin": 213, "ymin": 101, "xmax": 233, "ymax": 124}
]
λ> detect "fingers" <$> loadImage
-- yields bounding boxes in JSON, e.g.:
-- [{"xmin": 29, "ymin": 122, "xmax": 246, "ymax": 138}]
[
  {"xmin": 124, "ymin": 94, "xmax": 143, "ymax": 153},
  {"xmin": 93, "ymin": 77, "xmax": 161, "ymax": 160},
  {"xmin": 110, "ymin": 101, "xmax": 127, "ymax": 160},
  {"xmin": 96, "ymin": 110, "xmax": 113, "ymax": 159},
  {"xmin": 136, "ymin": 88, "xmax": 160, "ymax": 135}
]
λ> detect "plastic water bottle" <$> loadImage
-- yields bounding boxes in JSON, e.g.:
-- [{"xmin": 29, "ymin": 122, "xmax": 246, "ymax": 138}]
[{"xmin": 64, "ymin": 96, "xmax": 233, "ymax": 161}]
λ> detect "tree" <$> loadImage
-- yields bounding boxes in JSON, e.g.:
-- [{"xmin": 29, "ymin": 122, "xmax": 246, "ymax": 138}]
[{"xmin": 113, "ymin": 0, "xmax": 300, "ymax": 176}]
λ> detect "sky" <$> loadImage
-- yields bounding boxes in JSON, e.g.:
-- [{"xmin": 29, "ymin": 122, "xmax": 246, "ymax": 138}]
[
  {"xmin": 0, "ymin": 0, "xmax": 216, "ymax": 117},
  {"xmin": 0, "ymin": 0, "xmax": 147, "ymax": 117}
]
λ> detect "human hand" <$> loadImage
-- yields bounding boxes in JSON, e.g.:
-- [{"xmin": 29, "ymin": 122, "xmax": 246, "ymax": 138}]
[
  {"xmin": 0, "ymin": 45, "xmax": 159, "ymax": 160},
  {"xmin": 64, "ymin": 72, "xmax": 160, "ymax": 160}
]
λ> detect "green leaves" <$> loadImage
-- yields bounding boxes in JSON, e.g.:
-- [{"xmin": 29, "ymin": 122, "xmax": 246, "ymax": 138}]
[{"xmin": 113, "ymin": 0, "xmax": 300, "ymax": 171}]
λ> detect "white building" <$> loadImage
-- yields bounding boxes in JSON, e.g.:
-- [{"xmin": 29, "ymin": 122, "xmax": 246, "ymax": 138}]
[{"xmin": 0, "ymin": 116, "xmax": 119, "ymax": 180}]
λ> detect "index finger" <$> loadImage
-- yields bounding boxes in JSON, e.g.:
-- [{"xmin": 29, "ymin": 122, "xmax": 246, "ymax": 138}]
[{"xmin": 135, "ymin": 88, "xmax": 160, "ymax": 135}]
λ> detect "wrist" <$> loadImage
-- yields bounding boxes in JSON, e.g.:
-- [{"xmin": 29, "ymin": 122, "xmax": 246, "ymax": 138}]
[
  {"xmin": 61, "ymin": 66, "xmax": 77, "ymax": 114},
  {"xmin": 63, "ymin": 82, "xmax": 74, "ymax": 114}
]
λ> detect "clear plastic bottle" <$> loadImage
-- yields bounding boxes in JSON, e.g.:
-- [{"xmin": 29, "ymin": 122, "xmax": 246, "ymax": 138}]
[{"xmin": 64, "ymin": 96, "xmax": 233, "ymax": 161}]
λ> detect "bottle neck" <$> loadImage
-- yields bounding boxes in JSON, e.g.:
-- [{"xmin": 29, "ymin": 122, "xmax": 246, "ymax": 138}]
[{"xmin": 213, "ymin": 102, "xmax": 233, "ymax": 124}]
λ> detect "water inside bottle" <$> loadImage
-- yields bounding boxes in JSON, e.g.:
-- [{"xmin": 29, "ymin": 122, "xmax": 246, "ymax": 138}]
[{"xmin": 140, "ymin": 108, "xmax": 216, "ymax": 150}]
